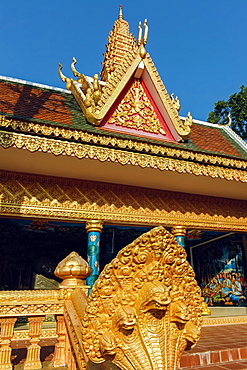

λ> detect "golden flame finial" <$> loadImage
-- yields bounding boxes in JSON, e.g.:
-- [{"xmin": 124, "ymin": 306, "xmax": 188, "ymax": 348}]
[{"xmin": 118, "ymin": 5, "xmax": 123, "ymax": 20}]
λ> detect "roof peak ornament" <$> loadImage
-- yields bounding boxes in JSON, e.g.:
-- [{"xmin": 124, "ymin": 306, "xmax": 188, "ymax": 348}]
[
  {"xmin": 58, "ymin": 63, "xmax": 72, "ymax": 90},
  {"xmin": 100, "ymin": 6, "xmax": 138, "ymax": 82},
  {"xmin": 58, "ymin": 7, "xmax": 193, "ymax": 140},
  {"xmin": 138, "ymin": 19, "xmax": 148, "ymax": 59},
  {"xmin": 118, "ymin": 4, "xmax": 123, "ymax": 20}
]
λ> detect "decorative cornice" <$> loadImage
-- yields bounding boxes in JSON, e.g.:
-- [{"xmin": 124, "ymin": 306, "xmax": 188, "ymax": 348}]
[
  {"xmin": 1, "ymin": 131, "xmax": 247, "ymax": 182},
  {"xmin": 1, "ymin": 115, "xmax": 245, "ymax": 169},
  {"xmin": 1, "ymin": 170, "xmax": 247, "ymax": 231}
]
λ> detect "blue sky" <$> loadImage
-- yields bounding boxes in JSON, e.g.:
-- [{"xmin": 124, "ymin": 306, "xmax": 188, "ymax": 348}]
[{"xmin": 0, "ymin": 0, "xmax": 246, "ymax": 121}]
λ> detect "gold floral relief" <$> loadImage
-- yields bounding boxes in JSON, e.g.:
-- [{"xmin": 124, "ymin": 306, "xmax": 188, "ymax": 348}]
[
  {"xmin": 82, "ymin": 227, "xmax": 203, "ymax": 370},
  {"xmin": 108, "ymin": 79, "xmax": 166, "ymax": 135}
]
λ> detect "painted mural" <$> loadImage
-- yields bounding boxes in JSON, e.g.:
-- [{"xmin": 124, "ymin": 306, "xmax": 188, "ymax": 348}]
[{"xmin": 190, "ymin": 233, "xmax": 247, "ymax": 306}]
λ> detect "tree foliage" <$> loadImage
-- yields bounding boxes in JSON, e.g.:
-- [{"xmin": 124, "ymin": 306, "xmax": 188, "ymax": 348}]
[{"xmin": 207, "ymin": 85, "xmax": 247, "ymax": 141}]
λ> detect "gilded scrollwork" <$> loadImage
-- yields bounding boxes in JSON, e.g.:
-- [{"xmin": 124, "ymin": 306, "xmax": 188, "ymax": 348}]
[
  {"xmin": 82, "ymin": 227, "xmax": 203, "ymax": 370},
  {"xmin": 108, "ymin": 79, "xmax": 166, "ymax": 135},
  {"xmin": 13, "ymin": 329, "xmax": 58, "ymax": 341}
]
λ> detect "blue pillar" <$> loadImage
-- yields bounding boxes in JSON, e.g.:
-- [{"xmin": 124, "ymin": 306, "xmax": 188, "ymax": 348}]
[
  {"xmin": 85, "ymin": 220, "xmax": 103, "ymax": 289},
  {"xmin": 171, "ymin": 226, "xmax": 186, "ymax": 248}
]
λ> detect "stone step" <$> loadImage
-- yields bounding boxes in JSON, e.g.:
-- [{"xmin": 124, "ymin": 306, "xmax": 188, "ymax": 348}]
[
  {"xmin": 180, "ymin": 347, "xmax": 247, "ymax": 368},
  {"xmin": 181, "ymin": 359, "xmax": 247, "ymax": 369},
  {"xmin": 179, "ymin": 322, "xmax": 247, "ymax": 369}
]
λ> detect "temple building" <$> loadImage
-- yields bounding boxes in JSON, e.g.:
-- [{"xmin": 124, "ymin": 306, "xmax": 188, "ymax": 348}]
[
  {"xmin": 0, "ymin": 6, "xmax": 247, "ymax": 303},
  {"xmin": 1, "ymin": 7, "xmax": 247, "ymax": 370}
]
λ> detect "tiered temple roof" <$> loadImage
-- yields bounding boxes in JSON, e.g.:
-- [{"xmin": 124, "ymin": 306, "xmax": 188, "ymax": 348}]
[
  {"xmin": 0, "ymin": 7, "xmax": 247, "ymax": 185},
  {"xmin": 0, "ymin": 76, "xmax": 246, "ymax": 159}
]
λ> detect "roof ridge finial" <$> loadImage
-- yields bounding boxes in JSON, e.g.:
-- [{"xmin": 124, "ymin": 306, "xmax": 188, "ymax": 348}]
[{"xmin": 118, "ymin": 5, "xmax": 123, "ymax": 20}]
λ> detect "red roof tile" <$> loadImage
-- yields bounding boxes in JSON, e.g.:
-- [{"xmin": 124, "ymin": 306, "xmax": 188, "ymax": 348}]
[
  {"xmin": 0, "ymin": 78, "xmax": 246, "ymax": 160},
  {"xmin": 190, "ymin": 123, "xmax": 243, "ymax": 157},
  {"xmin": 0, "ymin": 81, "xmax": 73, "ymax": 125}
]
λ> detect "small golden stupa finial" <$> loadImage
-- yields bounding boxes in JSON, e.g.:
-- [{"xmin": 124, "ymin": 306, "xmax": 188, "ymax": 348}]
[
  {"xmin": 118, "ymin": 5, "xmax": 123, "ymax": 20},
  {"xmin": 54, "ymin": 251, "xmax": 92, "ymax": 288}
]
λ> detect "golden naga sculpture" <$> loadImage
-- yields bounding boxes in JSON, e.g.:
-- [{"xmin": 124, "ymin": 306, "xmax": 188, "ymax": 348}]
[
  {"xmin": 227, "ymin": 113, "xmax": 232, "ymax": 127},
  {"xmin": 82, "ymin": 226, "xmax": 203, "ymax": 370}
]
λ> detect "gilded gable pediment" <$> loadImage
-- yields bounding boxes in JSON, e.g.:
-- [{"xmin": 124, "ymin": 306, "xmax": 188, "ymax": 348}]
[{"xmin": 58, "ymin": 7, "xmax": 193, "ymax": 142}]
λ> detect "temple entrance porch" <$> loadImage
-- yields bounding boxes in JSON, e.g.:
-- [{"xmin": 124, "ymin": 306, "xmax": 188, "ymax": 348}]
[{"xmin": 0, "ymin": 216, "xmax": 247, "ymax": 313}]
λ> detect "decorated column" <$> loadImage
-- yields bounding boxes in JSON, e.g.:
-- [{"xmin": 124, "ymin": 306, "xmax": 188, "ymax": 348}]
[
  {"xmin": 85, "ymin": 220, "xmax": 104, "ymax": 288},
  {"xmin": 171, "ymin": 226, "xmax": 186, "ymax": 248}
]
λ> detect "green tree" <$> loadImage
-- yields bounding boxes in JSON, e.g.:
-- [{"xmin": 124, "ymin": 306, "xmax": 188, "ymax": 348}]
[{"xmin": 207, "ymin": 85, "xmax": 247, "ymax": 141}]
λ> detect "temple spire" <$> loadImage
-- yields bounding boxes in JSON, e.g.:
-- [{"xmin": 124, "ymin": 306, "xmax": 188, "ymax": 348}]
[
  {"xmin": 100, "ymin": 6, "xmax": 137, "ymax": 82},
  {"xmin": 118, "ymin": 5, "xmax": 123, "ymax": 20}
]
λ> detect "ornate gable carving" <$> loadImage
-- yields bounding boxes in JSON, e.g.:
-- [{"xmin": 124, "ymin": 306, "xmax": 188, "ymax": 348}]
[
  {"xmin": 107, "ymin": 79, "xmax": 166, "ymax": 134},
  {"xmin": 58, "ymin": 7, "xmax": 193, "ymax": 141},
  {"xmin": 102, "ymin": 78, "xmax": 177, "ymax": 141}
]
